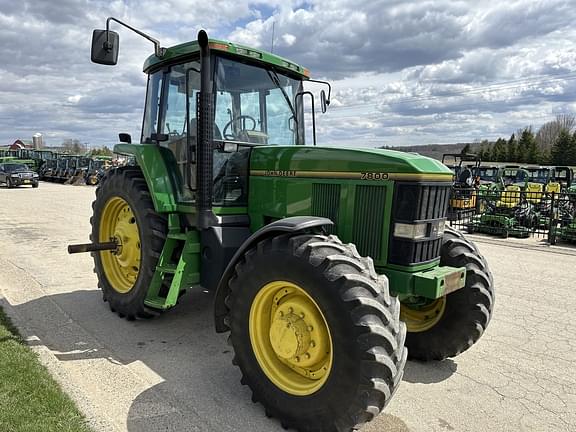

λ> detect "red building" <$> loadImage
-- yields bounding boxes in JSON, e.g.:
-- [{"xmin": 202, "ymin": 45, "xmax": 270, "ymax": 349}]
[{"xmin": 9, "ymin": 139, "xmax": 33, "ymax": 150}]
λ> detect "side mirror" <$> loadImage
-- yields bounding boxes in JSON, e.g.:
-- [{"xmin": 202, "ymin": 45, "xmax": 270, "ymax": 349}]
[
  {"xmin": 91, "ymin": 29, "xmax": 119, "ymax": 65},
  {"xmin": 320, "ymin": 90, "xmax": 330, "ymax": 113},
  {"xmin": 118, "ymin": 133, "xmax": 132, "ymax": 143}
]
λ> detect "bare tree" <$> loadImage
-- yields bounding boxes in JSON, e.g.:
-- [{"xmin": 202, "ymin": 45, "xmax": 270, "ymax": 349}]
[
  {"xmin": 555, "ymin": 113, "xmax": 575, "ymax": 131},
  {"xmin": 536, "ymin": 113, "xmax": 576, "ymax": 150},
  {"xmin": 61, "ymin": 138, "xmax": 86, "ymax": 154}
]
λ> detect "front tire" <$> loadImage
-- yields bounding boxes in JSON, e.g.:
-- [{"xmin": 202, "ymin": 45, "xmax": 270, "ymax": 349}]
[
  {"xmin": 401, "ymin": 227, "xmax": 494, "ymax": 360},
  {"xmin": 227, "ymin": 234, "xmax": 406, "ymax": 431},
  {"xmin": 91, "ymin": 167, "xmax": 167, "ymax": 319}
]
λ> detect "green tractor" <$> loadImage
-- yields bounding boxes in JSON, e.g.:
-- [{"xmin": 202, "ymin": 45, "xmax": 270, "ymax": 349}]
[{"xmin": 69, "ymin": 18, "xmax": 494, "ymax": 432}]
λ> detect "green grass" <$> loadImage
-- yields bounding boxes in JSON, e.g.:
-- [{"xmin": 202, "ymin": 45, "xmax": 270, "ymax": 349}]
[{"xmin": 0, "ymin": 307, "xmax": 92, "ymax": 432}]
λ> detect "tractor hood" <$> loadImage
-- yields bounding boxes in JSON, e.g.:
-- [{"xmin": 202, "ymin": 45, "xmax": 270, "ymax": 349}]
[{"xmin": 250, "ymin": 146, "xmax": 453, "ymax": 182}]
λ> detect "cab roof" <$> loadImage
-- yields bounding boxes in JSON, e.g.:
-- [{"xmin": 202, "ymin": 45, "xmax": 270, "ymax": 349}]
[{"xmin": 143, "ymin": 38, "xmax": 310, "ymax": 79}]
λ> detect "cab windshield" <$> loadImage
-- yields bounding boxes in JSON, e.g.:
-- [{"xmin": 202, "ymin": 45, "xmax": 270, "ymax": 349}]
[
  {"xmin": 502, "ymin": 169, "xmax": 527, "ymax": 184},
  {"xmin": 527, "ymin": 168, "xmax": 549, "ymax": 184},
  {"xmin": 477, "ymin": 167, "xmax": 498, "ymax": 181},
  {"xmin": 214, "ymin": 57, "xmax": 304, "ymax": 146}
]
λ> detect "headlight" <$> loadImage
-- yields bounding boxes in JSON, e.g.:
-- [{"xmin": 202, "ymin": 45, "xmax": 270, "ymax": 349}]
[
  {"xmin": 11, "ymin": 174, "xmax": 19, "ymax": 177},
  {"xmin": 33, "ymin": 173, "xmax": 39, "ymax": 178},
  {"xmin": 394, "ymin": 222, "xmax": 428, "ymax": 239}
]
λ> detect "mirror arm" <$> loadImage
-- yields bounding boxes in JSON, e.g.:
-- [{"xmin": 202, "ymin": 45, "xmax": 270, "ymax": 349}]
[
  {"xmin": 295, "ymin": 91, "xmax": 317, "ymax": 147},
  {"xmin": 106, "ymin": 17, "xmax": 165, "ymax": 57},
  {"xmin": 305, "ymin": 78, "xmax": 332, "ymax": 106}
]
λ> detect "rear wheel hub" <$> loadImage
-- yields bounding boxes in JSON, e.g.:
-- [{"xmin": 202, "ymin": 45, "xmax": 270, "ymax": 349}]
[{"xmin": 99, "ymin": 197, "xmax": 141, "ymax": 294}]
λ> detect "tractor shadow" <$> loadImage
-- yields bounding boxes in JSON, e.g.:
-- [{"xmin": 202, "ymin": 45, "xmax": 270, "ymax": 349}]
[
  {"xmin": 8, "ymin": 288, "xmax": 455, "ymax": 431},
  {"xmin": 402, "ymin": 358, "xmax": 458, "ymax": 384}
]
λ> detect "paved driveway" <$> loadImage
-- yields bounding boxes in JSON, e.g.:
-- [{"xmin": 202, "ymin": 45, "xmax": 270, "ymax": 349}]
[{"xmin": 0, "ymin": 182, "xmax": 574, "ymax": 432}]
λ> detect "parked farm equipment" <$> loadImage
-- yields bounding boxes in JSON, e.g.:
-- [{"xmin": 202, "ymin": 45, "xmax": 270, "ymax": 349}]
[
  {"xmin": 443, "ymin": 153, "xmax": 481, "ymax": 221},
  {"xmin": 66, "ymin": 18, "xmax": 495, "ymax": 432},
  {"xmin": 468, "ymin": 168, "xmax": 539, "ymax": 237}
]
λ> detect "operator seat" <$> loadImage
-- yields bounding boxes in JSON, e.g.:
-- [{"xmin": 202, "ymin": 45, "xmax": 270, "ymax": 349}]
[
  {"xmin": 546, "ymin": 182, "xmax": 561, "ymax": 194},
  {"xmin": 526, "ymin": 182, "xmax": 543, "ymax": 204},
  {"xmin": 497, "ymin": 185, "xmax": 521, "ymax": 208}
]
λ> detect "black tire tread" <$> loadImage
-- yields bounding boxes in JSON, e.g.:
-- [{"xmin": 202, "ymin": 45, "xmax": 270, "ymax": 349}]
[
  {"xmin": 90, "ymin": 167, "xmax": 167, "ymax": 320},
  {"xmin": 405, "ymin": 226, "xmax": 494, "ymax": 361},
  {"xmin": 227, "ymin": 233, "xmax": 407, "ymax": 432}
]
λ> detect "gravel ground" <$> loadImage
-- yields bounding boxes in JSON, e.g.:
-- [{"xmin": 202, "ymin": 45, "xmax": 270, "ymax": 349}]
[{"xmin": 0, "ymin": 181, "xmax": 575, "ymax": 432}]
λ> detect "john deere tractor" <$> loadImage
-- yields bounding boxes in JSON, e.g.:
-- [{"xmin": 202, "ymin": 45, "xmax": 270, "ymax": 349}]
[{"xmin": 69, "ymin": 18, "xmax": 494, "ymax": 432}]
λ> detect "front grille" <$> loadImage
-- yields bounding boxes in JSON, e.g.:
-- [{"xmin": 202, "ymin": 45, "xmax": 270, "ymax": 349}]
[
  {"xmin": 311, "ymin": 183, "xmax": 341, "ymax": 234},
  {"xmin": 353, "ymin": 185, "xmax": 386, "ymax": 260},
  {"xmin": 393, "ymin": 183, "xmax": 451, "ymax": 221},
  {"xmin": 389, "ymin": 182, "xmax": 451, "ymax": 266}
]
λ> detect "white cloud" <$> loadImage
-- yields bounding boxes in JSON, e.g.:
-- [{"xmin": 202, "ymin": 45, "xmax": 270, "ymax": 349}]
[
  {"xmin": 282, "ymin": 33, "xmax": 296, "ymax": 46},
  {"xmin": 1, "ymin": 0, "xmax": 575, "ymax": 148}
]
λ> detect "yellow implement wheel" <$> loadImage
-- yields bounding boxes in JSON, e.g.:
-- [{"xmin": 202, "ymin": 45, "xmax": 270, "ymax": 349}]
[
  {"xmin": 99, "ymin": 196, "xmax": 141, "ymax": 294},
  {"xmin": 250, "ymin": 281, "xmax": 333, "ymax": 396},
  {"xmin": 400, "ymin": 297, "xmax": 446, "ymax": 333}
]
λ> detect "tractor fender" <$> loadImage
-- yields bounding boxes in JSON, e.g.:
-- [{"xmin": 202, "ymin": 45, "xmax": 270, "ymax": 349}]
[{"xmin": 213, "ymin": 216, "xmax": 333, "ymax": 333}]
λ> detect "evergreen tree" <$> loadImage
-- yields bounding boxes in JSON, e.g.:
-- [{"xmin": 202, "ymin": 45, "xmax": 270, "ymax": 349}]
[
  {"xmin": 478, "ymin": 140, "xmax": 491, "ymax": 161},
  {"xmin": 506, "ymin": 133, "xmax": 517, "ymax": 162},
  {"xmin": 538, "ymin": 149, "xmax": 551, "ymax": 165},
  {"xmin": 569, "ymin": 132, "xmax": 576, "ymax": 165},
  {"xmin": 491, "ymin": 138, "xmax": 507, "ymax": 162},
  {"xmin": 526, "ymin": 138, "xmax": 539, "ymax": 164},
  {"xmin": 550, "ymin": 129, "xmax": 572, "ymax": 165},
  {"xmin": 516, "ymin": 127, "xmax": 537, "ymax": 163},
  {"xmin": 461, "ymin": 143, "xmax": 471, "ymax": 154}
]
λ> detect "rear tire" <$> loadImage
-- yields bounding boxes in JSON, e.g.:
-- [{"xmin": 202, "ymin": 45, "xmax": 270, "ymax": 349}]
[
  {"xmin": 402, "ymin": 227, "xmax": 494, "ymax": 361},
  {"xmin": 91, "ymin": 167, "xmax": 167, "ymax": 319},
  {"xmin": 227, "ymin": 233, "xmax": 406, "ymax": 431}
]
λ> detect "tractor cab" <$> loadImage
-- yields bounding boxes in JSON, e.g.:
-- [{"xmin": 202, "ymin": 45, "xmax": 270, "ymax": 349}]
[
  {"xmin": 525, "ymin": 166, "xmax": 551, "ymax": 185},
  {"xmin": 138, "ymin": 46, "xmax": 313, "ymax": 204},
  {"xmin": 552, "ymin": 166, "xmax": 574, "ymax": 190},
  {"xmin": 476, "ymin": 165, "xmax": 500, "ymax": 185},
  {"xmin": 500, "ymin": 168, "xmax": 529, "ymax": 189},
  {"xmin": 88, "ymin": 23, "xmax": 332, "ymax": 209},
  {"xmin": 441, "ymin": 153, "xmax": 480, "ymax": 187}
]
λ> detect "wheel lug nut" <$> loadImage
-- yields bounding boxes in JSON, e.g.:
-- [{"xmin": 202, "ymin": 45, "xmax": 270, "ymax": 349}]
[
  {"xmin": 288, "ymin": 307, "xmax": 293, "ymax": 313},
  {"xmin": 307, "ymin": 325, "xmax": 313, "ymax": 332},
  {"xmin": 295, "ymin": 356, "xmax": 300, "ymax": 362},
  {"xmin": 300, "ymin": 312, "xmax": 305, "ymax": 319},
  {"xmin": 310, "ymin": 340, "xmax": 316, "ymax": 348},
  {"xmin": 278, "ymin": 311, "xmax": 284, "ymax": 317},
  {"xmin": 304, "ymin": 353, "xmax": 311, "ymax": 359}
]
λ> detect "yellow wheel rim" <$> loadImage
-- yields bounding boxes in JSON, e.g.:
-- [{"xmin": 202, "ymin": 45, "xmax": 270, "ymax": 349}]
[
  {"xmin": 400, "ymin": 297, "xmax": 446, "ymax": 333},
  {"xmin": 249, "ymin": 281, "xmax": 333, "ymax": 396},
  {"xmin": 99, "ymin": 197, "xmax": 141, "ymax": 294}
]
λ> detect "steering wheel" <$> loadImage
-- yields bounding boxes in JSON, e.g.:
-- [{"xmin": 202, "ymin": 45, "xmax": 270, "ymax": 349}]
[{"xmin": 222, "ymin": 115, "xmax": 257, "ymax": 140}]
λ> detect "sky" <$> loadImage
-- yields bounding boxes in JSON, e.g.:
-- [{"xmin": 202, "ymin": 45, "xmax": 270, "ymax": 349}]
[{"xmin": 1, "ymin": 0, "xmax": 576, "ymax": 148}]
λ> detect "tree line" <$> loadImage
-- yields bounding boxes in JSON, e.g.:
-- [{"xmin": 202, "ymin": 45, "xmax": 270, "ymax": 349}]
[
  {"xmin": 476, "ymin": 114, "xmax": 576, "ymax": 165},
  {"xmin": 61, "ymin": 139, "xmax": 113, "ymax": 157}
]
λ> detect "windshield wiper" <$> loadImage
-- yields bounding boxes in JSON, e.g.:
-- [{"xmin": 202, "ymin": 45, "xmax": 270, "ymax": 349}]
[{"xmin": 267, "ymin": 69, "xmax": 298, "ymax": 128}]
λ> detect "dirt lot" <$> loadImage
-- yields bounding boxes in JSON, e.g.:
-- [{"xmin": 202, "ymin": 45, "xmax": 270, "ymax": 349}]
[{"xmin": 1, "ymin": 181, "xmax": 575, "ymax": 432}]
